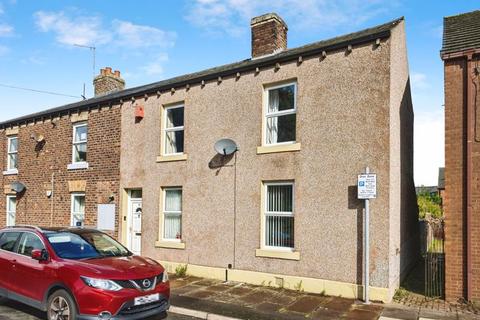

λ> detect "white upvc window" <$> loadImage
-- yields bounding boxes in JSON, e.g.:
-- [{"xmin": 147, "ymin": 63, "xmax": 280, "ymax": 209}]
[
  {"xmin": 7, "ymin": 136, "xmax": 18, "ymax": 171},
  {"xmin": 71, "ymin": 193, "xmax": 86, "ymax": 227},
  {"xmin": 72, "ymin": 123, "xmax": 88, "ymax": 164},
  {"xmin": 6, "ymin": 195, "xmax": 16, "ymax": 226},
  {"xmin": 264, "ymin": 82, "xmax": 297, "ymax": 145},
  {"xmin": 162, "ymin": 187, "xmax": 182, "ymax": 241},
  {"xmin": 263, "ymin": 182, "xmax": 295, "ymax": 250},
  {"xmin": 162, "ymin": 104, "xmax": 184, "ymax": 155}
]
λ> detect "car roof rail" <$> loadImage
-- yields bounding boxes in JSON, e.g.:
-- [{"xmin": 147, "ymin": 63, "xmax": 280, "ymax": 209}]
[{"xmin": 4, "ymin": 225, "xmax": 42, "ymax": 232}]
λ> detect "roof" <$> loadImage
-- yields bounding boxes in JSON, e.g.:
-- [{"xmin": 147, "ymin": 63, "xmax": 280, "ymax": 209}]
[
  {"xmin": 0, "ymin": 17, "xmax": 403, "ymax": 129},
  {"xmin": 441, "ymin": 10, "xmax": 480, "ymax": 55},
  {"xmin": 416, "ymin": 186, "xmax": 438, "ymax": 195},
  {"xmin": 438, "ymin": 167, "xmax": 445, "ymax": 189}
]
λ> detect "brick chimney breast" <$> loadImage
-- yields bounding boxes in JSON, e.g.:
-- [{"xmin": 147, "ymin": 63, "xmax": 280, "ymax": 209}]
[
  {"xmin": 93, "ymin": 67, "xmax": 125, "ymax": 96},
  {"xmin": 251, "ymin": 13, "xmax": 288, "ymax": 59}
]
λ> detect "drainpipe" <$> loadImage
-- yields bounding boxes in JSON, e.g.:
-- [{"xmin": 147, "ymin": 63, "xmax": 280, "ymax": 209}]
[{"xmin": 50, "ymin": 172, "xmax": 55, "ymax": 227}]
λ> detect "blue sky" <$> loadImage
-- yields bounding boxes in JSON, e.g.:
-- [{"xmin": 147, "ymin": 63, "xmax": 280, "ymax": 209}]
[{"xmin": 0, "ymin": 0, "xmax": 478, "ymax": 185}]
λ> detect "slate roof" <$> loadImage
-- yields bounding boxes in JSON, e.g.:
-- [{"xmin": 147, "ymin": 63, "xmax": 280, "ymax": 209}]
[
  {"xmin": 438, "ymin": 167, "xmax": 445, "ymax": 189},
  {"xmin": 441, "ymin": 10, "xmax": 480, "ymax": 55},
  {"xmin": 0, "ymin": 17, "xmax": 404, "ymax": 128}
]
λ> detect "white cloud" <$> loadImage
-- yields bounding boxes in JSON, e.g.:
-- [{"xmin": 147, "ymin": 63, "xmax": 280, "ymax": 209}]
[
  {"xmin": 414, "ymin": 110, "xmax": 444, "ymax": 186},
  {"xmin": 411, "ymin": 72, "xmax": 429, "ymax": 90},
  {"xmin": 0, "ymin": 44, "xmax": 9, "ymax": 56},
  {"xmin": 185, "ymin": 0, "xmax": 398, "ymax": 36},
  {"xmin": 34, "ymin": 10, "xmax": 111, "ymax": 46},
  {"xmin": 113, "ymin": 20, "xmax": 176, "ymax": 48},
  {"xmin": 0, "ymin": 23, "xmax": 13, "ymax": 36},
  {"xmin": 140, "ymin": 53, "xmax": 169, "ymax": 76}
]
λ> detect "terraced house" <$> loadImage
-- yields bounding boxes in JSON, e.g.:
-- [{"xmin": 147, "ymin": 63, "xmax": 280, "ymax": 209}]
[{"xmin": 0, "ymin": 13, "xmax": 418, "ymax": 302}]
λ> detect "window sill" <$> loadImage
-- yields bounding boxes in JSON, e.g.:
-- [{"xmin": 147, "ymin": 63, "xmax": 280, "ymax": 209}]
[
  {"xmin": 257, "ymin": 143, "xmax": 301, "ymax": 154},
  {"xmin": 156, "ymin": 154, "xmax": 188, "ymax": 162},
  {"xmin": 67, "ymin": 162, "xmax": 89, "ymax": 170},
  {"xmin": 255, "ymin": 248, "xmax": 300, "ymax": 261},
  {"xmin": 3, "ymin": 169, "xmax": 18, "ymax": 176},
  {"xmin": 155, "ymin": 240, "xmax": 186, "ymax": 249}
]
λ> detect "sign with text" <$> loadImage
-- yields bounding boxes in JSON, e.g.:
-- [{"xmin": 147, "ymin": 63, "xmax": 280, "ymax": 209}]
[{"xmin": 358, "ymin": 174, "xmax": 377, "ymax": 199}]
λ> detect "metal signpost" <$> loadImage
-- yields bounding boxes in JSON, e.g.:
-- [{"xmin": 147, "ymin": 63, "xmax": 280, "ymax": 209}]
[{"xmin": 358, "ymin": 167, "xmax": 376, "ymax": 304}]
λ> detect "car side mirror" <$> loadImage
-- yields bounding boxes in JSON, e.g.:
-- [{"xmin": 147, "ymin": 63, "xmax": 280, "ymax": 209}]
[{"xmin": 32, "ymin": 249, "xmax": 49, "ymax": 261}]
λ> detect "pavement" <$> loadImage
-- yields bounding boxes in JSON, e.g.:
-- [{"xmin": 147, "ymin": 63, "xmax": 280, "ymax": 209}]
[{"xmin": 1, "ymin": 276, "xmax": 479, "ymax": 320}]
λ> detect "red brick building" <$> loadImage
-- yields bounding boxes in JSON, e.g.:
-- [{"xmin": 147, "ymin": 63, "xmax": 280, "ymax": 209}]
[
  {"xmin": 441, "ymin": 10, "xmax": 480, "ymax": 302},
  {"xmin": 0, "ymin": 68, "xmax": 124, "ymax": 235}
]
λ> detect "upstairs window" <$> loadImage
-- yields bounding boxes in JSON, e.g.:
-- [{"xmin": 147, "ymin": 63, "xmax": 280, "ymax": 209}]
[
  {"xmin": 163, "ymin": 104, "xmax": 184, "ymax": 155},
  {"xmin": 7, "ymin": 136, "xmax": 18, "ymax": 170},
  {"xmin": 264, "ymin": 83, "xmax": 297, "ymax": 145},
  {"xmin": 73, "ymin": 123, "xmax": 87, "ymax": 163},
  {"xmin": 163, "ymin": 187, "xmax": 182, "ymax": 241}
]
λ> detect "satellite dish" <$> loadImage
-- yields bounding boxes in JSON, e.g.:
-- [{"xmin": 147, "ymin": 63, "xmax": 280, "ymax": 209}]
[
  {"xmin": 10, "ymin": 182, "xmax": 26, "ymax": 193},
  {"xmin": 214, "ymin": 139, "xmax": 238, "ymax": 156},
  {"xmin": 30, "ymin": 133, "xmax": 45, "ymax": 143}
]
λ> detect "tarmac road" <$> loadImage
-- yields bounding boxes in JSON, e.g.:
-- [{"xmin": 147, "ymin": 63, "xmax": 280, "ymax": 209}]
[{"xmin": 0, "ymin": 298, "xmax": 197, "ymax": 320}]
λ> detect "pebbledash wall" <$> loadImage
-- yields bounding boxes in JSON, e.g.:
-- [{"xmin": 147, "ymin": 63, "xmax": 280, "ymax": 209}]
[
  {"xmin": 119, "ymin": 14, "xmax": 418, "ymax": 302},
  {"xmin": 0, "ymin": 73, "xmax": 122, "ymax": 235},
  {"xmin": 441, "ymin": 10, "xmax": 480, "ymax": 303}
]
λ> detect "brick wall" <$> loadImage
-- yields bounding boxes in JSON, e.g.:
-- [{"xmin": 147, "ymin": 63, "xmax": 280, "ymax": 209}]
[
  {"xmin": 251, "ymin": 14, "xmax": 287, "ymax": 58},
  {"xmin": 0, "ymin": 107, "xmax": 121, "ymax": 236},
  {"xmin": 444, "ymin": 55, "xmax": 480, "ymax": 302}
]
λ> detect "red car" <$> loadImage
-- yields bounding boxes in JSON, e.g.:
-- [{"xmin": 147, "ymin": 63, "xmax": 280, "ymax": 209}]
[{"xmin": 0, "ymin": 226, "xmax": 170, "ymax": 320}]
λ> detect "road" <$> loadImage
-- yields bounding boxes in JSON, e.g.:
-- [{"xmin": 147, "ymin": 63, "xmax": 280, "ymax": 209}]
[{"xmin": 0, "ymin": 298, "xmax": 197, "ymax": 320}]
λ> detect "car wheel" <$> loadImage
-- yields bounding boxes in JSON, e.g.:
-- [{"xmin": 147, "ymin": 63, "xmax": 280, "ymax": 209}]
[{"xmin": 47, "ymin": 289, "xmax": 77, "ymax": 320}]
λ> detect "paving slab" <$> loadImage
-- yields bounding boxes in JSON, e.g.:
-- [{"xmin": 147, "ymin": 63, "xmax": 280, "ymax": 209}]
[
  {"xmin": 381, "ymin": 306, "xmax": 419, "ymax": 320},
  {"xmin": 344, "ymin": 308, "xmax": 382, "ymax": 320},
  {"xmin": 323, "ymin": 297, "xmax": 355, "ymax": 312},
  {"xmin": 285, "ymin": 295, "xmax": 329, "ymax": 314},
  {"xmin": 183, "ymin": 289, "xmax": 219, "ymax": 300}
]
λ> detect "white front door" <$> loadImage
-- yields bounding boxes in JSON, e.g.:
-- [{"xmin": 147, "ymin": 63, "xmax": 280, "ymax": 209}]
[{"xmin": 128, "ymin": 196, "xmax": 142, "ymax": 255}]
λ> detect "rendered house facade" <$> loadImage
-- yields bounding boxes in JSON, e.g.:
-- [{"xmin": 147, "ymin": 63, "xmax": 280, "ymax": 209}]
[{"xmin": 118, "ymin": 14, "xmax": 418, "ymax": 302}]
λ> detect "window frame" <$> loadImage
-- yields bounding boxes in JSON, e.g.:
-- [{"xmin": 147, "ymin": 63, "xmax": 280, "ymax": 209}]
[
  {"xmin": 7, "ymin": 136, "xmax": 18, "ymax": 171},
  {"xmin": 72, "ymin": 122, "xmax": 88, "ymax": 164},
  {"xmin": 71, "ymin": 193, "xmax": 86, "ymax": 227},
  {"xmin": 6, "ymin": 195, "xmax": 16, "ymax": 227},
  {"xmin": 161, "ymin": 187, "xmax": 183, "ymax": 242},
  {"xmin": 263, "ymin": 82, "xmax": 297, "ymax": 147},
  {"xmin": 162, "ymin": 104, "xmax": 185, "ymax": 156},
  {"xmin": 262, "ymin": 181, "xmax": 295, "ymax": 251}
]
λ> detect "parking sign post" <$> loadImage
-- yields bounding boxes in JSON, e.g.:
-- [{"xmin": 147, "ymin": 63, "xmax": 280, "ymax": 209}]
[{"xmin": 358, "ymin": 167, "xmax": 376, "ymax": 304}]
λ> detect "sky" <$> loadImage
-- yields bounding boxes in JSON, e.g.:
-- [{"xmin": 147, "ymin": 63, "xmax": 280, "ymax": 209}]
[{"xmin": 0, "ymin": 0, "xmax": 478, "ymax": 186}]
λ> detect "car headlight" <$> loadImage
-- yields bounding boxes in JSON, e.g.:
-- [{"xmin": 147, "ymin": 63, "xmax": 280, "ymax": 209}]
[
  {"xmin": 81, "ymin": 276, "xmax": 122, "ymax": 291},
  {"xmin": 162, "ymin": 272, "xmax": 169, "ymax": 283}
]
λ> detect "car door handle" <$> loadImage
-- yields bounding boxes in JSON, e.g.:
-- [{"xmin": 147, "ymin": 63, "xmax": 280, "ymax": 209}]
[
  {"xmin": 11, "ymin": 259, "xmax": 16, "ymax": 267},
  {"xmin": 135, "ymin": 233, "xmax": 142, "ymax": 236}
]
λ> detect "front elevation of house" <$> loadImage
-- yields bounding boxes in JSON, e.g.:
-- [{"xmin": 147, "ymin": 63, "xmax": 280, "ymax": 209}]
[{"xmin": 118, "ymin": 14, "xmax": 418, "ymax": 302}]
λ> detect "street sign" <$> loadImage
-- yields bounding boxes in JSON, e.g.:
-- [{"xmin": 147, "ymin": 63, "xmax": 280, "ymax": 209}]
[{"xmin": 358, "ymin": 173, "xmax": 377, "ymax": 199}]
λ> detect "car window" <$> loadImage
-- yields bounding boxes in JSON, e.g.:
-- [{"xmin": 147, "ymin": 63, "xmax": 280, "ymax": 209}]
[
  {"xmin": 46, "ymin": 231, "xmax": 131, "ymax": 260},
  {"xmin": 0, "ymin": 232, "xmax": 21, "ymax": 252},
  {"xmin": 17, "ymin": 233, "xmax": 45, "ymax": 257}
]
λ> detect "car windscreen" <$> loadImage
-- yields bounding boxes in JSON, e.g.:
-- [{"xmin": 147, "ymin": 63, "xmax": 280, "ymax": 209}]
[{"xmin": 46, "ymin": 231, "xmax": 131, "ymax": 260}]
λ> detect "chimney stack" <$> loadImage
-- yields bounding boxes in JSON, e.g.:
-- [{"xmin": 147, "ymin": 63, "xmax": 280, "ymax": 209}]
[
  {"xmin": 93, "ymin": 67, "xmax": 125, "ymax": 96},
  {"xmin": 251, "ymin": 13, "xmax": 288, "ymax": 59}
]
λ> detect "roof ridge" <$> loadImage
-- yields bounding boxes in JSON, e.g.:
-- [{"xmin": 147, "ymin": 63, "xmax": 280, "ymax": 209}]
[
  {"xmin": 444, "ymin": 9, "xmax": 480, "ymax": 19},
  {"xmin": 0, "ymin": 16, "xmax": 403, "ymax": 127}
]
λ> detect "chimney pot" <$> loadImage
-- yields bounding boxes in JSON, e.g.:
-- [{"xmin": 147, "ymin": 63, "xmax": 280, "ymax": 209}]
[
  {"xmin": 251, "ymin": 13, "xmax": 288, "ymax": 58},
  {"xmin": 93, "ymin": 66, "xmax": 125, "ymax": 96}
]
